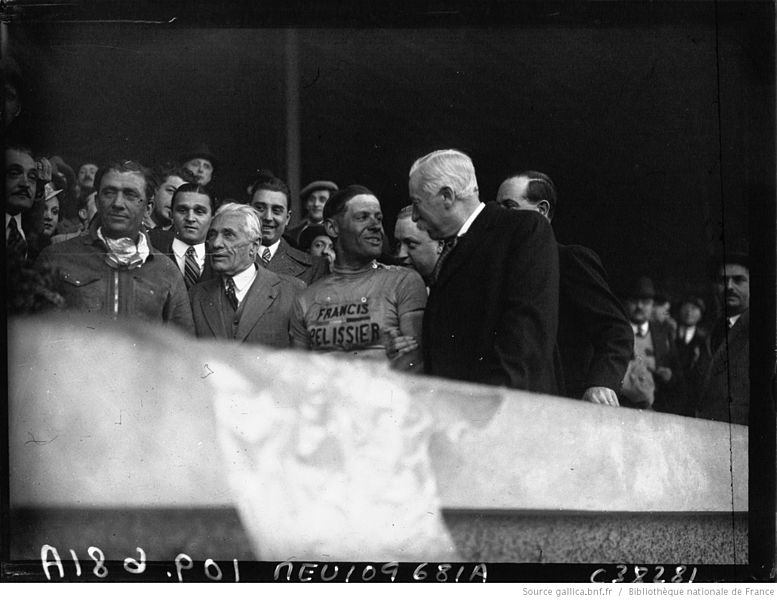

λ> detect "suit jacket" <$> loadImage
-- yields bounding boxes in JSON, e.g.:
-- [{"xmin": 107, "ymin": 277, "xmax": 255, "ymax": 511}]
[
  {"xmin": 148, "ymin": 229, "xmax": 216, "ymax": 287},
  {"xmin": 556, "ymin": 244, "xmax": 634, "ymax": 398},
  {"xmin": 422, "ymin": 203, "xmax": 560, "ymax": 394},
  {"xmin": 266, "ymin": 238, "xmax": 328, "ymax": 286},
  {"xmin": 190, "ymin": 266, "xmax": 305, "ymax": 347},
  {"xmin": 698, "ymin": 311, "xmax": 749, "ymax": 425}
]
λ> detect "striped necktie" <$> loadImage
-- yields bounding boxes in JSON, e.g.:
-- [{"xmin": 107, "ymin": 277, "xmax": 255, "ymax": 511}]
[
  {"xmin": 261, "ymin": 247, "xmax": 272, "ymax": 265},
  {"xmin": 224, "ymin": 277, "xmax": 238, "ymax": 310},
  {"xmin": 429, "ymin": 236, "xmax": 458, "ymax": 286},
  {"xmin": 183, "ymin": 246, "xmax": 201, "ymax": 289}
]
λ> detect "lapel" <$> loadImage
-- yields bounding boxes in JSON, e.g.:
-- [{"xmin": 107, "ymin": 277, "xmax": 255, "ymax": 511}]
[
  {"xmin": 234, "ymin": 267, "xmax": 281, "ymax": 342},
  {"xmin": 434, "ymin": 203, "xmax": 495, "ymax": 291},
  {"xmin": 199, "ymin": 278, "xmax": 229, "ymax": 337}
]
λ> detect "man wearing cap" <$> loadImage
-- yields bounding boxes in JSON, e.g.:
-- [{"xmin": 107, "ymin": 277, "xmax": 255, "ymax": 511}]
[
  {"xmin": 622, "ymin": 276, "xmax": 683, "ymax": 413},
  {"xmin": 249, "ymin": 173, "xmax": 328, "ymax": 286},
  {"xmin": 181, "ymin": 144, "xmax": 217, "ymax": 187},
  {"xmin": 190, "ymin": 203, "xmax": 304, "ymax": 347},
  {"xmin": 496, "ymin": 170, "xmax": 633, "ymax": 405},
  {"xmin": 285, "ymin": 180, "xmax": 338, "ymax": 247},
  {"xmin": 35, "ymin": 159, "xmax": 194, "ymax": 332},
  {"xmin": 697, "ymin": 247, "xmax": 750, "ymax": 425},
  {"xmin": 675, "ymin": 295, "xmax": 710, "ymax": 417}
]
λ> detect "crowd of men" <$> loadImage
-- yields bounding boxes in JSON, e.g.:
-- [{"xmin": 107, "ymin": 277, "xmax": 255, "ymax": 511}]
[{"xmin": 5, "ymin": 137, "xmax": 751, "ymax": 426}]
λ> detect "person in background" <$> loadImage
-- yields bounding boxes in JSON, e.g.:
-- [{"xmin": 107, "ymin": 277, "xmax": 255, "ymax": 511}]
[
  {"xmin": 298, "ymin": 223, "xmax": 335, "ymax": 271},
  {"xmin": 180, "ymin": 144, "xmax": 217, "ymax": 187},
  {"xmin": 23, "ymin": 183, "xmax": 62, "ymax": 262},
  {"xmin": 149, "ymin": 183, "xmax": 216, "ymax": 292},
  {"xmin": 144, "ymin": 163, "xmax": 197, "ymax": 231},
  {"xmin": 285, "ymin": 180, "xmax": 338, "ymax": 247},
  {"xmin": 249, "ymin": 173, "xmax": 328, "ymax": 286},
  {"xmin": 675, "ymin": 295, "xmax": 709, "ymax": 417},
  {"xmin": 190, "ymin": 203, "xmax": 304, "ymax": 346},
  {"xmin": 697, "ymin": 245, "xmax": 750, "ymax": 425},
  {"xmin": 496, "ymin": 170, "xmax": 632, "ymax": 406},
  {"xmin": 621, "ymin": 276, "xmax": 684, "ymax": 414},
  {"xmin": 393, "ymin": 204, "xmax": 443, "ymax": 287},
  {"xmin": 51, "ymin": 189, "xmax": 98, "ymax": 244},
  {"xmin": 652, "ymin": 293, "xmax": 678, "ymax": 340},
  {"xmin": 76, "ymin": 162, "xmax": 98, "ymax": 196},
  {"xmin": 5, "ymin": 143, "xmax": 38, "ymax": 261},
  {"xmin": 409, "ymin": 150, "xmax": 559, "ymax": 392},
  {"xmin": 290, "ymin": 185, "xmax": 426, "ymax": 371},
  {"xmin": 35, "ymin": 159, "xmax": 194, "ymax": 332}
]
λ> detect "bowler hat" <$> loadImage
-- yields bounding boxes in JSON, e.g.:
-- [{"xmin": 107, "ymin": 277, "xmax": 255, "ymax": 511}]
[
  {"xmin": 626, "ymin": 276, "xmax": 656, "ymax": 300},
  {"xmin": 709, "ymin": 239, "xmax": 749, "ymax": 277},
  {"xmin": 300, "ymin": 180, "xmax": 338, "ymax": 199},
  {"xmin": 180, "ymin": 143, "xmax": 219, "ymax": 170}
]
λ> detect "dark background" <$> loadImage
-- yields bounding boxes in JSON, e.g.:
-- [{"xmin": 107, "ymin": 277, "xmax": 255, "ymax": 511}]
[{"xmin": 5, "ymin": 0, "xmax": 775, "ymax": 312}]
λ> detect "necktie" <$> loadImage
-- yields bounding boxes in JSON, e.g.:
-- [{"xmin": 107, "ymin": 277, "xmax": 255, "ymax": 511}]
[
  {"xmin": 6, "ymin": 218, "xmax": 27, "ymax": 260},
  {"xmin": 261, "ymin": 247, "xmax": 272, "ymax": 265},
  {"xmin": 225, "ymin": 277, "xmax": 239, "ymax": 310},
  {"xmin": 184, "ymin": 246, "xmax": 201, "ymax": 289},
  {"xmin": 429, "ymin": 236, "xmax": 458, "ymax": 286}
]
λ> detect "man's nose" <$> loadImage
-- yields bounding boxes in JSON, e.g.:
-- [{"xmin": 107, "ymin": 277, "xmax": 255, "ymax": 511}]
[{"xmin": 397, "ymin": 243, "xmax": 409, "ymax": 259}]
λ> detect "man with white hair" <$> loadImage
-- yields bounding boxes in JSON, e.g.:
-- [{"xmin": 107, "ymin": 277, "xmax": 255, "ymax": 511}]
[
  {"xmin": 409, "ymin": 149, "xmax": 560, "ymax": 393},
  {"xmin": 189, "ymin": 203, "xmax": 304, "ymax": 347}
]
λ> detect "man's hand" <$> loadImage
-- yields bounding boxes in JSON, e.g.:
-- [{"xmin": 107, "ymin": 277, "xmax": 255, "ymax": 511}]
[
  {"xmin": 382, "ymin": 328, "xmax": 419, "ymax": 360},
  {"xmin": 36, "ymin": 157, "xmax": 53, "ymax": 184},
  {"xmin": 582, "ymin": 386, "xmax": 619, "ymax": 407}
]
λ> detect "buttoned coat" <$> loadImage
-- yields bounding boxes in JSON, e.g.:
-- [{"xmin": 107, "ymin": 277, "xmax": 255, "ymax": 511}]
[
  {"xmin": 422, "ymin": 203, "xmax": 560, "ymax": 394},
  {"xmin": 189, "ymin": 266, "xmax": 304, "ymax": 347}
]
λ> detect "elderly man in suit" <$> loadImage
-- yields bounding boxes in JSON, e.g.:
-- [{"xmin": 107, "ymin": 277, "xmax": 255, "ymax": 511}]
[
  {"xmin": 189, "ymin": 203, "xmax": 303, "ymax": 347},
  {"xmin": 409, "ymin": 149, "xmax": 560, "ymax": 393},
  {"xmin": 697, "ymin": 247, "xmax": 750, "ymax": 425},
  {"xmin": 248, "ymin": 173, "xmax": 328, "ymax": 286},
  {"xmin": 149, "ymin": 183, "xmax": 216, "ymax": 291},
  {"xmin": 496, "ymin": 170, "xmax": 633, "ymax": 407}
]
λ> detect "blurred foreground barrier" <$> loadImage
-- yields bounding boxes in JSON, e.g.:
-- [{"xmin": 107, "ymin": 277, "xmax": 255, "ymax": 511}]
[{"xmin": 9, "ymin": 314, "xmax": 747, "ymax": 563}]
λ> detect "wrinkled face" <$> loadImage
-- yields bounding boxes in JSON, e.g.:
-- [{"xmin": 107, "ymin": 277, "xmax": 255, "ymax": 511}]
[
  {"xmin": 679, "ymin": 302, "xmax": 702, "ymax": 327},
  {"xmin": 153, "ymin": 175, "xmax": 186, "ymax": 227},
  {"xmin": 96, "ymin": 169, "xmax": 149, "ymax": 240},
  {"xmin": 207, "ymin": 212, "xmax": 259, "ymax": 276},
  {"xmin": 305, "ymin": 190, "xmax": 330, "ymax": 223},
  {"xmin": 717, "ymin": 263, "xmax": 750, "ymax": 315},
  {"xmin": 409, "ymin": 175, "xmax": 449, "ymax": 240},
  {"xmin": 251, "ymin": 189, "xmax": 290, "ymax": 246},
  {"xmin": 173, "ymin": 191, "xmax": 212, "ymax": 245},
  {"xmin": 309, "ymin": 234, "xmax": 335, "ymax": 267},
  {"xmin": 5, "ymin": 148, "xmax": 37, "ymax": 215},
  {"xmin": 333, "ymin": 194, "xmax": 384, "ymax": 262},
  {"xmin": 77, "ymin": 163, "xmax": 98, "ymax": 189},
  {"xmin": 183, "ymin": 158, "xmax": 213, "ymax": 186},
  {"xmin": 394, "ymin": 216, "xmax": 441, "ymax": 279},
  {"xmin": 42, "ymin": 196, "xmax": 60, "ymax": 237},
  {"xmin": 626, "ymin": 297, "xmax": 653, "ymax": 325},
  {"xmin": 496, "ymin": 176, "xmax": 534, "ymax": 211}
]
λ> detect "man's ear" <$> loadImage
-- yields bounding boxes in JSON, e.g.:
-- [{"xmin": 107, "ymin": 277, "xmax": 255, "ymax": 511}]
[
  {"xmin": 324, "ymin": 218, "xmax": 338, "ymax": 238},
  {"xmin": 145, "ymin": 200, "xmax": 154, "ymax": 218},
  {"xmin": 78, "ymin": 207, "xmax": 88, "ymax": 222},
  {"xmin": 537, "ymin": 200, "xmax": 551, "ymax": 219},
  {"xmin": 439, "ymin": 186, "xmax": 455, "ymax": 207}
]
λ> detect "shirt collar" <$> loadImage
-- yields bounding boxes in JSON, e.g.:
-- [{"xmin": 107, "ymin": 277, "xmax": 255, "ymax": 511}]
[
  {"xmin": 631, "ymin": 322, "xmax": 649, "ymax": 337},
  {"xmin": 229, "ymin": 263, "xmax": 258, "ymax": 292},
  {"xmin": 728, "ymin": 314, "xmax": 742, "ymax": 328},
  {"xmin": 261, "ymin": 239, "xmax": 281, "ymax": 259},
  {"xmin": 172, "ymin": 237, "xmax": 205, "ymax": 260},
  {"xmin": 456, "ymin": 202, "xmax": 485, "ymax": 238}
]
